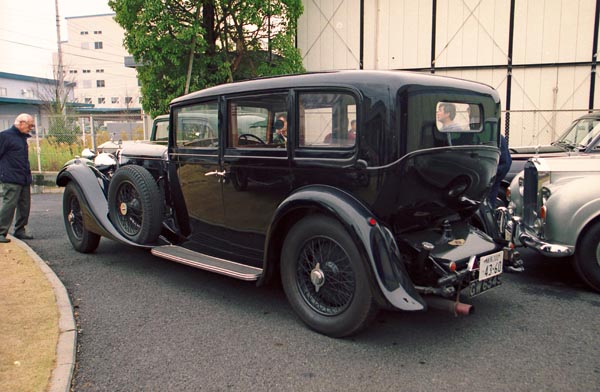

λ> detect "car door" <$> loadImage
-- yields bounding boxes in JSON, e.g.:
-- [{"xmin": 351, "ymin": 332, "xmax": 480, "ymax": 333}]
[
  {"xmin": 221, "ymin": 92, "xmax": 292, "ymax": 267},
  {"xmin": 170, "ymin": 100, "xmax": 227, "ymax": 257}
]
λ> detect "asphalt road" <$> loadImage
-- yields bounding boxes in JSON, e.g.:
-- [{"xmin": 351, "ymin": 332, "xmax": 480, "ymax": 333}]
[{"xmin": 28, "ymin": 193, "xmax": 600, "ymax": 392}]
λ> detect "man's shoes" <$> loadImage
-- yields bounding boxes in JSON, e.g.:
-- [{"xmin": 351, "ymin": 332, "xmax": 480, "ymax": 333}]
[
  {"xmin": 13, "ymin": 231, "xmax": 33, "ymax": 240},
  {"xmin": 0, "ymin": 235, "xmax": 11, "ymax": 243}
]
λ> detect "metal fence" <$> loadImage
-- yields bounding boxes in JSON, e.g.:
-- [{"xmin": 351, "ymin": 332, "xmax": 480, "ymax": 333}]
[
  {"xmin": 27, "ymin": 109, "xmax": 593, "ymax": 172},
  {"xmin": 29, "ymin": 113, "xmax": 151, "ymax": 172}
]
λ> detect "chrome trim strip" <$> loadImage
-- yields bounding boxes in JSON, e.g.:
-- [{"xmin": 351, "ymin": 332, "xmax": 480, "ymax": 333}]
[
  {"xmin": 223, "ymin": 155, "xmax": 288, "ymax": 160},
  {"xmin": 151, "ymin": 246, "xmax": 262, "ymax": 281}
]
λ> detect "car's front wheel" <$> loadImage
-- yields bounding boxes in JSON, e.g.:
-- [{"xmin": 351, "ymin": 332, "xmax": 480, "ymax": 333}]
[
  {"xmin": 108, "ymin": 165, "xmax": 163, "ymax": 244},
  {"xmin": 281, "ymin": 215, "xmax": 379, "ymax": 337},
  {"xmin": 574, "ymin": 221, "xmax": 600, "ymax": 292},
  {"xmin": 63, "ymin": 183, "xmax": 101, "ymax": 253}
]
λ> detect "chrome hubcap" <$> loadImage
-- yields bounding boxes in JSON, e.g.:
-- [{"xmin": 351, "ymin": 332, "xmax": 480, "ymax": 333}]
[
  {"xmin": 310, "ymin": 262, "xmax": 325, "ymax": 293},
  {"xmin": 119, "ymin": 202, "xmax": 128, "ymax": 216}
]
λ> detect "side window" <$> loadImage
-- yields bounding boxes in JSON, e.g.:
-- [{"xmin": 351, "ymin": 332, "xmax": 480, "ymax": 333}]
[
  {"xmin": 298, "ymin": 92, "xmax": 356, "ymax": 148},
  {"xmin": 227, "ymin": 94, "xmax": 288, "ymax": 148},
  {"xmin": 174, "ymin": 101, "xmax": 218, "ymax": 148}
]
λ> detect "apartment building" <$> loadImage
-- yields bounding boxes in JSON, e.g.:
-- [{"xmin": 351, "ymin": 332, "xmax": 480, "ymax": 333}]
[{"xmin": 58, "ymin": 13, "xmax": 141, "ymax": 112}]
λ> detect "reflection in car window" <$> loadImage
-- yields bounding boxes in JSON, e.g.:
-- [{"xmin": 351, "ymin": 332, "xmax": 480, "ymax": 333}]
[
  {"xmin": 436, "ymin": 102, "xmax": 481, "ymax": 132},
  {"xmin": 174, "ymin": 102, "xmax": 218, "ymax": 148},
  {"xmin": 227, "ymin": 94, "xmax": 288, "ymax": 148},
  {"xmin": 298, "ymin": 92, "xmax": 356, "ymax": 148}
]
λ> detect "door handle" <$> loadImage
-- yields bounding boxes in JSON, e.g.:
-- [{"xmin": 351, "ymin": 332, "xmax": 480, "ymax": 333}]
[{"xmin": 205, "ymin": 170, "xmax": 226, "ymax": 177}]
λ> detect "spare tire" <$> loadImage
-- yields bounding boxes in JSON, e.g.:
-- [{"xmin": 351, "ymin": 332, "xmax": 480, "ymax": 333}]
[{"xmin": 108, "ymin": 165, "xmax": 163, "ymax": 244}]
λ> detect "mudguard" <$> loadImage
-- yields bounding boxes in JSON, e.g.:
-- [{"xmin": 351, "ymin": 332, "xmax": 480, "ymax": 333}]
[
  {"xmin": 263, "ymin": 184, "xmax": 426, "ymax": 311},
  {"xmin": 56, "ymin": 160, "xmax": 152, "ymax": 248}
]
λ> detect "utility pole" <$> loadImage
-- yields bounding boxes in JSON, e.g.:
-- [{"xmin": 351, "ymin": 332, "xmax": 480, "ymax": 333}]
[{"xmin": 54, "ymin": 0, "xmax": 65, "ymax": 114}]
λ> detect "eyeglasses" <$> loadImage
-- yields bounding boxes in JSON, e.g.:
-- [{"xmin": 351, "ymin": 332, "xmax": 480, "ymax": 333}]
[{"xmin": 20, "ymin": 121, "xmax": 35, "ymax": 128}]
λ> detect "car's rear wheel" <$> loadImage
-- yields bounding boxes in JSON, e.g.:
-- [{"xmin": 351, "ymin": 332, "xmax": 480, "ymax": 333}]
[
  {"xmin": 281, "ymin": 215, "xmax": 378, "ymax": 337},
  {"xmin": 63, "ymin": 183, "xmax": 101, "ymax": 253},
  {"xmin": 573, "ymin": 221, "xmax": 600, "ymax": 292},
  {"xmin": 108, "ymin": 165, "xmax": 163, "ymax": 244}
]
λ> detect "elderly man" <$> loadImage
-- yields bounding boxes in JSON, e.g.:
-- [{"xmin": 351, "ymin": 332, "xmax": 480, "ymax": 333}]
[{"xmin": 0, "ymin": 113, "xmax": 35, "ymax": 243}]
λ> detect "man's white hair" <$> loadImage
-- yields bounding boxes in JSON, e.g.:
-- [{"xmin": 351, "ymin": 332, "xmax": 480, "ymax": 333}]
[{"xmin": 14, "ymin": 113, "xmax": 33, "ymax": 125}]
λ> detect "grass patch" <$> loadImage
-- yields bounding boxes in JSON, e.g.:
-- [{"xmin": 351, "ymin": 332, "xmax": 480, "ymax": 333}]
[{"xmin": 0, "ymin": 242, "xmax": 58, "ymax": 392}]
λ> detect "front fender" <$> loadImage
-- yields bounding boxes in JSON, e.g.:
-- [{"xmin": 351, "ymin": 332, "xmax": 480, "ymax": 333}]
[
  {"xmin": 545, "ymin": 179, "xmax": 600, "ymax": 246},
  {"xmin": 263, "ymin": 184, "xmax": 425, "ymax": 311},
  {"xmin": 56, "ymin": 160, "xmax": 151, "ymax": 248}
]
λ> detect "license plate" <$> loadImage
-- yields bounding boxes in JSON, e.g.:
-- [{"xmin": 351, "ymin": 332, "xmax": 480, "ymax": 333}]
[
  {"xmin": 478, "ymin": 251, "xmax": 503, "ymax": 281},
  {"xmin": 468, "ymin": 275, "xmax": 502, "ymax": 297}
]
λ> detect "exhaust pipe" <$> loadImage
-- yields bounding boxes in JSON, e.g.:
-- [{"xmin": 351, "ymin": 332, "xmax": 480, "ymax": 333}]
[{"xmin": 424, "ymin": 296, "xmax": 474, "ymax": 316}]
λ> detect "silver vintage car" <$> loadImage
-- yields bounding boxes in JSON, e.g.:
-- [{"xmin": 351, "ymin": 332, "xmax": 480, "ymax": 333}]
[{"xmin": 506, "ymin": 155, "xmax": 600, "ymax": 292}]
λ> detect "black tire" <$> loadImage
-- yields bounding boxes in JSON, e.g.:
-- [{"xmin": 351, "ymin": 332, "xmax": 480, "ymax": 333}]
[
  {"xmin": 108, "ymin": 165, "xmax": 163, "ymax": 244},
  {"xmin": 573, "ymin": 222, "xmax": 600, "ymax": 292},
  {"xmin": 281, "ymin": 215, "xmax": 379, "ymax": 337},
  {"xmin": 63, "ymin": 182, "xmax": 101, "ymax": 253}
]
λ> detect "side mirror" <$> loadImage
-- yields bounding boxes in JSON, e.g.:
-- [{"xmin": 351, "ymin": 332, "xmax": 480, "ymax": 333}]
[{"xmin": 81, "ymin": 148, "xmax": 96, "ymax": 159}]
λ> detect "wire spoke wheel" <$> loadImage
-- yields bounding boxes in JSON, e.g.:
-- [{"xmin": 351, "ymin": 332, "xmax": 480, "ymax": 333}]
[
  {"xmin": 281, "ymin": 215, "xmax": 378, "ymax": 337},
  {"xmin": 108, "ymin": 165, "xmax": 164, "ymax": 244},
  {"xmin": 67, "ymin": 194, "xmax": 84, "ymax": 240},
  {"xmin": 114, "ymin": 181, "xmax": 144, "ymax": 237},
  {"xmin": 62, "ymin": 183, "xmax": 100, "ymax": 253},
  {"xmin": 296, "ymin": 236, "xmax": 355, "ymax": 316}
]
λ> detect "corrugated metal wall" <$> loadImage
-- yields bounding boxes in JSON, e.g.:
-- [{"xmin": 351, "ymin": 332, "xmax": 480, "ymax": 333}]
[{"xmin": 298, "ymin": 0, "xmax": 600, "ymax": 147}]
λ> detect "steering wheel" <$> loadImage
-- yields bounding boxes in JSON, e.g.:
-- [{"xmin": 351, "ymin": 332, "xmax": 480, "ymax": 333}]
[{"xmin": 238, "ymin": 133, "xmax": 266, "ymax": 145}]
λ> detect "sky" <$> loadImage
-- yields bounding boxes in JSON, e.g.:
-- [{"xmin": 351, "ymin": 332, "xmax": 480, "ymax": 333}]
[{"xmin": 0, "ymin": 0, "xmax": 114, "ymax": 78}]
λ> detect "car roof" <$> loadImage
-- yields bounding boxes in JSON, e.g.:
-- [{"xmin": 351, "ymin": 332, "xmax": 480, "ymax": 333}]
[{"xmin": 170, "ymin": 70, "xmax": 500, "ymax": 106}]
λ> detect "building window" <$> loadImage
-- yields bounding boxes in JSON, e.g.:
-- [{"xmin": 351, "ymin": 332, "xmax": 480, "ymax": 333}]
[
  {"xmin": 82, "ymin": 69, "xmax": 91, "ymax": 73},
  {"xmin": 94, "ymin": 42, "xmax": 103, "ymax": 49},
  {"xmin": 97, "ymin": 80, "xmax": 105, "ymax": 88},
  {"xmin": 94, "ymin": 30, "xmax": 102, "ymax": 34},
  {"xmin": 125, "ymin": 96, "xmax": 133, "ymax": 104},
  {"xmin": 83, "ymin": 80, "xmax": 92, "ymax": 88},
  {"xmin": 0, "ymin": 87, "xmax": 6, "ymax": 97},
  {"xmin": 96, "ymin": 69, "xmax": 104, "ymax": 73},
  {"xmin": 98, "ymin": 97, "xmax": 106, "ymax": 104},
  {"xmin": 111, "ymin": 97, "xmax": 119, "ymax": 104},
  {"xmin": 84, "ymin": 97, "xmax": 92, "ymax": 104},
  {"xmin": 69, "ymin": 70, "xmax": 77, "ymax": 74},
  {"xmin": 80, "ymin": 31, "xmax": 88, "ymax": 35},
  {"xmin": 81, "ymin": 42, "xmax": 89, "ymax": 50}
]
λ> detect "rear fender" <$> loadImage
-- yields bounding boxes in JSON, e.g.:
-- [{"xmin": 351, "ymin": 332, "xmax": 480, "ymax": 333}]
[
  {"xmin": 263, "ymin": 184, "xmax": 425, "ymax": 311},
  {"xmin": 56, "ymin": 161, "xmax": 151, "ymax": 248}
]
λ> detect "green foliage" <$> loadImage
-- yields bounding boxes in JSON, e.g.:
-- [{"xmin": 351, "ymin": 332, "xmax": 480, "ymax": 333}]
[
  {"xmin": 46, "ymin": 116, "xmax": 81, "ymax": 145},
  {"xmin": 29, "ymin": 139, "xmax": 83, "ymax": 172},
  {"xmin": 109, "ymin": 0, "xmax": 305, "ymax": 117}
]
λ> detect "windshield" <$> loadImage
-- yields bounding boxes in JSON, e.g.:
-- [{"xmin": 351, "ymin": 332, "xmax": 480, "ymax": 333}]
[{"xmin": 556, "ymin": 118, "xmax": 600, "ymax": 149}]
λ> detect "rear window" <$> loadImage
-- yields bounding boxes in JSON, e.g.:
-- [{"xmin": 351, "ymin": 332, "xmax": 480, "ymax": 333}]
[{"xmin": 404, "ymin": 93, "xmax": 499, "ymax": 153}]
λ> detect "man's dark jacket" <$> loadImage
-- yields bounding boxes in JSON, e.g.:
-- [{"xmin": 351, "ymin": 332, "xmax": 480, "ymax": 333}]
[{"xmin": 0, "ymin": 125, "xmax": 32, "ymax": 185}]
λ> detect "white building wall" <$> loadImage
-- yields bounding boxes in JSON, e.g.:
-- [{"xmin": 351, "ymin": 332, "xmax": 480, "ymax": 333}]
[
  {"xmin": 298, "ymin": 0, "xmax": 600, "ymax": 147},
  {"xmin": 59, "ymin": 14, "xmax": 140, "ymax": 110}
]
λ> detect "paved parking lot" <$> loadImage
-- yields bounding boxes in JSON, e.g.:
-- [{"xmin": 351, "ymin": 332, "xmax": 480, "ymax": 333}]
[{"xmin": 29, "ymin": 193, "xmax": 600, "ymax": 392}]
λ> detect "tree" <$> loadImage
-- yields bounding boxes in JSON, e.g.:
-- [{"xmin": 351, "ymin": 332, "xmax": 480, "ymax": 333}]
[
  {"xmin": 36, "ymin": 66, "xmax": 81, "ymax": 144},
  {"xmin": 109, "ymin": 0, "xmax": 305, "ymax": 117}
]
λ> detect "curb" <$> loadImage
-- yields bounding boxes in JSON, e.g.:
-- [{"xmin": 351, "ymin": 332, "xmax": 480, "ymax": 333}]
[{"xmin": 11, "ymin": 236, "xmax": 76, "ymax": 392}]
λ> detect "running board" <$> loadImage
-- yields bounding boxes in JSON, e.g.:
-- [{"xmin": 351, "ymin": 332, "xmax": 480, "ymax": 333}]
[{"xmin": 151, "ymin": 245, "xmax": 262, "ymax": 281}]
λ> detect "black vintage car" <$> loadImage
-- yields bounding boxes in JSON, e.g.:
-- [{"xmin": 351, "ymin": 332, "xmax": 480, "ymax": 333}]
[{"xmin": 57, "ymin": 71, "xmax": 505, "ymax": 337}]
